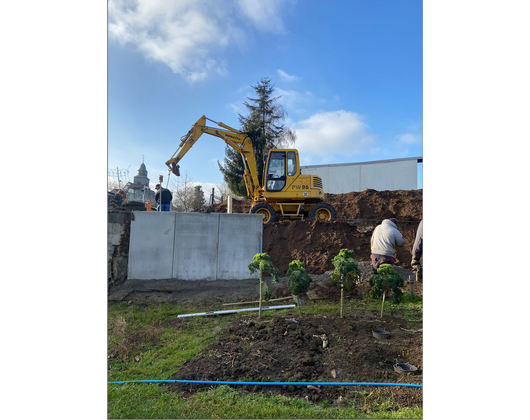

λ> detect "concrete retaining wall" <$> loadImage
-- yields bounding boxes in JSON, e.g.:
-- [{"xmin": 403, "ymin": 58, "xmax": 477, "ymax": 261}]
[{"xmin": 127, "ymin": 212, "xmax": 263, "ymax": 281}]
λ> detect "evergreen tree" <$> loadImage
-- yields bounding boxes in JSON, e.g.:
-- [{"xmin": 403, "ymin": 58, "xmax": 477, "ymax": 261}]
[
  {"xmin": 218, "ymin": 77, "xmax": 296, "ymax": 197},
  {"xmin": 191, "ymin": 185, "xmax": 206, "ymax": 210}
]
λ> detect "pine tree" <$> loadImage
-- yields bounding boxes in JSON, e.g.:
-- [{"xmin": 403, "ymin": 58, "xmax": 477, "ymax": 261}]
[
  {"xmin": 191, "ymin": 185, "xmax": 206, "ymax": 210},
  {"xmin": 218, "ymin": 77, "xmax": 296, "ymax": 197}
]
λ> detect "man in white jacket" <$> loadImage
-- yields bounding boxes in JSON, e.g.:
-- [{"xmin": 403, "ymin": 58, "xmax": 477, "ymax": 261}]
[{"xmin": 370, "ymin": 218, "xmax": 405, "ymax": 275}]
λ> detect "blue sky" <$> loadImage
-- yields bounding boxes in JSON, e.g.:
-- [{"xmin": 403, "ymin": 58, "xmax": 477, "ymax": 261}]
[{"xmin": 108, "ymin": 0, "xmax": 423, "ymax": 192}]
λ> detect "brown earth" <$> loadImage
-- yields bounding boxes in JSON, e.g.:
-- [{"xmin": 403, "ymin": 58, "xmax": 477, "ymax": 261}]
[
  {"xmin": 199, "ymin": 189, "xmax": 423, "ymax": 275},
  {"xmin": 170, "ymin": 189, "xmax": 423, "ymax": 412},
  {"xmin": 166, "ymin": 308, "xmax": 422, "ymax": 411}
]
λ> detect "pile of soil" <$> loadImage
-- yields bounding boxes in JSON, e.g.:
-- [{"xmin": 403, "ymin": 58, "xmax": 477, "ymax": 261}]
[
  {"xmin": 167, "ymin": 310, "xmax": 422, "ymax": 411},
  {"xmin": 324, "ymin": 189, "xmax": 422, "ymax": 220},
  {"xmin": 199, "ymin": 189, "xmax": 423, "ymax": 275}
]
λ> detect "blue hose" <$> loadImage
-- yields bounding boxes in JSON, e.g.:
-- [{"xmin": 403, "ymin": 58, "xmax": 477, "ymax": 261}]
[{"xmin": 108, "ymin": 379, "xmax": 422, "ymax": 388}]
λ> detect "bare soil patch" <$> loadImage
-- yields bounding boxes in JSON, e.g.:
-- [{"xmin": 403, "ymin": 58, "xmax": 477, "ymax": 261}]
[{"xmin": 168, "ymin": 309, "xmax": 422, "ymax": 411}]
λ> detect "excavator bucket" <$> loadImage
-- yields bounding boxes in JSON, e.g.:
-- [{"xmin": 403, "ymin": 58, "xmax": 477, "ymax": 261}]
[{"xmin": 171, "ymin": 163, "xmax": 181, "ymax": 176}]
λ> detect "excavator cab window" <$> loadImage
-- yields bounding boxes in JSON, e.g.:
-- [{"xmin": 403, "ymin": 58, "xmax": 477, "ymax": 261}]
[
  {"xmin": 287, "ymin": 151, "xmax": 296, "ymax": 176},
  {"xmin": 266, "ymin": 151, "xmax": 286, "ymax": 192}
]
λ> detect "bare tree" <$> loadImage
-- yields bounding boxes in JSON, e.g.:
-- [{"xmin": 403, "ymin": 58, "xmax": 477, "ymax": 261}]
[
  {"xmin": 170, "ymin": 171, "xmax": 196, "ymax": 212},
  {"xmin": 271, "ymin": 103, "xmax": 297, "ymax": 148}
]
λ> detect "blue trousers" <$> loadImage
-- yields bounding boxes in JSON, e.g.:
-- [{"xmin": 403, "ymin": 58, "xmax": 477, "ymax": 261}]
[{"xmin": 157, "ymin": 204, "xmax": 170, "ymax": 212}]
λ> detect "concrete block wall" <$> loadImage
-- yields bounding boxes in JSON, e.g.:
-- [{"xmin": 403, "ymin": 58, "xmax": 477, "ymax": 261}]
[{"xmin": 127, "ymin": 212, "xmax": 263, "ymax": 281}]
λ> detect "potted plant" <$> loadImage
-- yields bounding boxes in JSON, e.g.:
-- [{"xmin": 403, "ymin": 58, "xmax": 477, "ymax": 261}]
[
  {"xmin": 330, "ymin": 249, "xmax": 361, "ymax": 318},
  {"xmin": 248, "ymin": 253, "xmax": 280, "ymax": 318},
  {"xmin": 285, "ymin": 260, "xmax": 313, "ymax": 316}
]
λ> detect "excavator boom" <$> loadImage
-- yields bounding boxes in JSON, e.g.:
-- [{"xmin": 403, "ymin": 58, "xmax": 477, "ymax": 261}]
[{"xmin": 165, "ymin": 116, "xmax": 264, "ymax": 200}]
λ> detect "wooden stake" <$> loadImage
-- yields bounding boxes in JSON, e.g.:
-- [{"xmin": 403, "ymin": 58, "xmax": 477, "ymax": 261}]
[{"xmin": 222, "ymin": 296, "xmax": 293, "ymax": 306}]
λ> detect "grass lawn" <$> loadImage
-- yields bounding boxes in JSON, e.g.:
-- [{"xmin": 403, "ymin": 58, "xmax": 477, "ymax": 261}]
[{"xmin": 108, "ymin": 296, "xmax": 422, "ymax": 419}]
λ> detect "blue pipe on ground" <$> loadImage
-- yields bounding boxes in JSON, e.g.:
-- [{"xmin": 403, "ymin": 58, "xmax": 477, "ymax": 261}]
[{"xmin": 108, "ymin": 379, "xmax": 422, "ymax": 388}]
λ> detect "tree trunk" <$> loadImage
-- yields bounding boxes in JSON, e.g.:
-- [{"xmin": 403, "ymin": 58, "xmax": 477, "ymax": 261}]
[
  {"xmin": 340, "ymin": 282, "xmax": 344, "ymax": 318},
  {"xmin": 297, "ymin": 295, "xmax": 301, "ymax": 316},
  {"xmin": 258, "ymin": 262, "xmax": 263, "ymax": 319}
]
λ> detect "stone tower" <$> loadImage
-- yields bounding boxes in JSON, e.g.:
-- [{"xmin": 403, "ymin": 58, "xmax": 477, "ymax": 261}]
[{"xmin": 133, "ymin": 162, "xmax": 150, "ymax": 187}]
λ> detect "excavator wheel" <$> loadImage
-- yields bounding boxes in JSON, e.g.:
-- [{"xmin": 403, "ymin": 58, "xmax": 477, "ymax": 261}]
[
  {"xmin": 250, "ymin": 203, "xmax": 276, "ymax": 224},
  {"xmin": 309, "ymin": 203, "xmax": 336, "ymax": 222}
]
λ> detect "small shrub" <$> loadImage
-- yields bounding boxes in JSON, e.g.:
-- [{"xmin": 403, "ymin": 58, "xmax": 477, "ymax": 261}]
[
  {"xmin": 286, "ymin": 260, "xmax": 313, "ymax": 315},
  {"xmin": 331, "ymin": 249, "xmax": 361, "ymax": 318},
  {"xmin": 248, "ymin": 253, "xmax": 280, "ymax": 318},
  {"xmin": 369, "ymin": 264, "xmax": 405, "ymax": 317}
]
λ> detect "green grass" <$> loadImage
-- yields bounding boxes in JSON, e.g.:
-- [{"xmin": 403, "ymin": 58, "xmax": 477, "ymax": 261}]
[
  {"xmin": 108, "ymin": 383, "xmax": 422, "ymax": 419},
  {"xmin": 107, "ymin": 299, "xmax": 422, "ymax": 418}
]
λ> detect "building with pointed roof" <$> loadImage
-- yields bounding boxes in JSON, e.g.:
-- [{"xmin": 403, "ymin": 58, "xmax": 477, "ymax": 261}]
[
  {"xmin": 125, "ymin": 161, "xmax": 156, "ymax": 204},
  {"xmin": 133, "ymin": 162, "xmax": 150, "ymax": 187}
]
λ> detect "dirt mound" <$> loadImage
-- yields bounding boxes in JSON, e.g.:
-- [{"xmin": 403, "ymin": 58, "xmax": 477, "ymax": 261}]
[
  {"xmin": 168, "ymin": 311, "xmax": 422, "ymax": 410},
  {"xmin": 200, "ymin": 189, "xmax": 423, "ymax": 275},
  {"xmin": 264, "ymin": 219, "xmax": 420, "ymax": 275},
  {"xmin": 200, "ymin": 189, "xmax": 422, "ymax": 221},
  {"xmin": 200, "ymin": 197, "xmax": 252, "ymax": 214},
  {"xmin": 325, "ymin": 189, "xmax": 422, "ymax": 220}
]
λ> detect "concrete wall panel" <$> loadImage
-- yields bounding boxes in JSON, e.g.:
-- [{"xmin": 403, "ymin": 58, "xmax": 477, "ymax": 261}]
[
  {"xmin": 127, "ymin": 212, "xmax": 262, "ymax": 281},
  {"xmin": 173, "ymin": 213, "xmax": 219, "ymax": 281},
  {"xmin": 128, "ymin": 212, "xmax": 176, "ymax": 280},
  {"xmin": 217, "ymin": 214, "xmax": 262, "ymax": 280}
]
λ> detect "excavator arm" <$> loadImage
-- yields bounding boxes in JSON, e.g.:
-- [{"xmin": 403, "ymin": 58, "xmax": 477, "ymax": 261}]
[{"xmin": 165, "ymin": 116, "xmax": 264, "ymax": 201}]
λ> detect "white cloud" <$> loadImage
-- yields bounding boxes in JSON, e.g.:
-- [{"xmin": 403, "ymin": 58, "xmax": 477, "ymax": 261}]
[
  {"xmin": 395, "ymin": 132, "xmax": 421, "ymax": 146},
  {"xmin": 292, "ymin": 111, "xmax": 375, "ymax": 160},
  {"xmin": 236, "ymin": 0, "xmax": 291, "ymax": 34},
  {"xmin": 394, "ymin": 120, "xmax": 422, "ymax": 150},
  {"xmin": 108, "ymin": 0, "xmax": 291, "ymax": 83},
  {"xmin": 277, "ymin": 69, "xmax": 300, "ymax": 82},
  {"xmin": 275, "ymin": 88, "xmax": 325, "ymax": 114}
]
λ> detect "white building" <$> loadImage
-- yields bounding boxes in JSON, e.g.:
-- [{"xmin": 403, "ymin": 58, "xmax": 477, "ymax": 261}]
[{"xmin": 300, "ymin": 156, "xmax": 422, "ymax": 194}]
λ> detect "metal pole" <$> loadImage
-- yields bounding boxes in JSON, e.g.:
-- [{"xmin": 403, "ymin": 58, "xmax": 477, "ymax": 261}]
[{"xmin": 158, "ymin": 175, "xmax": 163, "ymax": 211}]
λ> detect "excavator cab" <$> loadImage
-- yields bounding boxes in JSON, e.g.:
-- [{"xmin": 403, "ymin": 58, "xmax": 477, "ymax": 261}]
[{"xmin": 265, "ymin": 150, "xmax": 300, "ymax": 192}]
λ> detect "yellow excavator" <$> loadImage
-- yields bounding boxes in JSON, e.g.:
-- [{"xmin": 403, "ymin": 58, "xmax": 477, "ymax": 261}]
[{"xmin": 165, "ymin": 115, "xmax": 336, "ymax": 224}]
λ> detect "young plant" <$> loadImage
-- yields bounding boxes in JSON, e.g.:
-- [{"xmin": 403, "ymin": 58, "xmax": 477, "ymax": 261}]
[
  {"xmin": 248, "ymin": 253, "xmax": 280, "ymax": 318},
  {"xmin": 331, "ymin": 249, "xmax": 361, "ymax": 318},
  {"xmin": 285, "ymin": 260, "xmax": 313, "ymax": 316},
  {"xmin": 369, "ymin": 264, "xmax": 405, "ymax": 317}
]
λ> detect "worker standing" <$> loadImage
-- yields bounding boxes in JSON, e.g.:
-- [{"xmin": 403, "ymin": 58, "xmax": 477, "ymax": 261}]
[
  {"xmin": 155, "ymin": 184, "xmax": 173, "ymax": 212},
  {"xmin": 370, "ymin": 218, "xmax": 405, "ymax": 270}
]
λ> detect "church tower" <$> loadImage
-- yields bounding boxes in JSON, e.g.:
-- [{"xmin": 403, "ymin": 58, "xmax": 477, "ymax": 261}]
[{"xmin": 133, "ymin": 162, "xmax": 150, "ymax": 187}]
